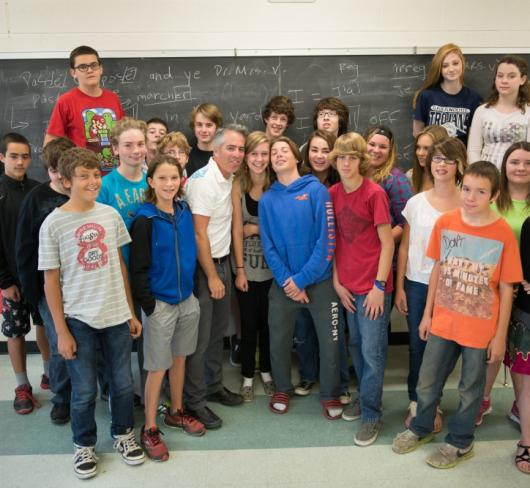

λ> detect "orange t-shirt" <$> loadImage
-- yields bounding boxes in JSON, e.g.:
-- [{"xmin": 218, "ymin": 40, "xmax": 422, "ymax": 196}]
[{"xmin": 426, "ymin": 209, "xmax": 523, "ymax": 348}]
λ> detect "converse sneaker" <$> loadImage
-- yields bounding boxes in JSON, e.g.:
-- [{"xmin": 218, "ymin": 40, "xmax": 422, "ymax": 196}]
[
  {"xmin": 73, "ymin": 444, "xmax": 98, "ymax": 479},
  {"xmin": 392, "ymin": 429, "xmax": 434, "ymax": 454},
  {"xmin": 112, "ymin": 429, "xmax": 145, "ymax": 465},
  {"xmin": 140, "ymin": 425, "xmax": 169, "ymax": 462},
  {"xmin": 164, "ymin": 409, "xmax": 206, "ymax": 436},
  {"xmin": 341, "ymin": 398, "xmax": 361, "ymax": 421},
  {"xmin": 294, "ymin": 380, "xmax": 315, "ymax": 396},
  {"xmin": 354, "ymin": 421, "xmax": 382, "ymax": 447},
  {"xmin": 474, "ymin": 398, "xmax": 492, "ymax": 426},
  {"xmin": 426, "ymin": 443, "xmax": 474, "ymax": 469}
]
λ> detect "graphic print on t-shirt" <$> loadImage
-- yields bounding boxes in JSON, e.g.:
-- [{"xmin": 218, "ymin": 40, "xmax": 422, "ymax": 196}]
[
  {"xmin": 428, "ymin": 105, "xmax": 470, "ymax": 138},
  {"xmin": 82, "ymin": 107, "xmax": 119, "ymax": 172},
  {"xmin": 75, "ymin": 222, "xmax": 108, "ymax": 271},
  {"xmin": 336, "ymin": 205, "xmax": 371, "ymax": 243},
  {"xmin": 436, "ymin": 229, "xmax": 502, "ymax": 319}
]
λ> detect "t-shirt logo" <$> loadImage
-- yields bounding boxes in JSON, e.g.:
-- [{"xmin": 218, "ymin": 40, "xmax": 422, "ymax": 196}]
[
  {"xmin": 82, "ymin": 108, "xmax": 119, "ymax": 173},
  {"xmin": 75, "ymin": 223, "xmax": 108, "ymax": 271},
  {"xmin": 295, "ymin": 193, "xmax": 309, "ymax": 201}
]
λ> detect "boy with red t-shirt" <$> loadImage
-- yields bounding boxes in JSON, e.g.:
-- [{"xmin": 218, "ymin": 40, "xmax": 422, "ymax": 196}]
[
  {"xmin": 392, "ymin": 161, "xmax": 523, "ymax": 468},
  {"xmin": 44, "ymin": 46, "xmax": 124, "ymax": 175}
]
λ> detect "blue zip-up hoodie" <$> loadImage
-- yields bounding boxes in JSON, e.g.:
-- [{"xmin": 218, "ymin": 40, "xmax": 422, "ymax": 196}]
[
  {"xmin": 130, "ymin": 200, "xmax": 196, "ymax": 315},
  {"xmin": 258, "ymin": 174, "xmax": 335, "ymax": 290}
]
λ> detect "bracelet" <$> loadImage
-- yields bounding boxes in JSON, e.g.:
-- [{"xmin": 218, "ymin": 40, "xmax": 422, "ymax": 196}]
[
  {"xmin": 236, "ymin": 266, "xmax": 244, "ymax": 269},
  {"xmin": 373, "ymin": 279, "xmax": 386, "ymax": 291}
]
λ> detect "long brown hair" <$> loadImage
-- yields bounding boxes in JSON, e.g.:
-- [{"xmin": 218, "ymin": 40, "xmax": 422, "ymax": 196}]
[
  {"xmin": 485, "ymin": 55, "xmax": 530, "ymax": 112},
  {"xmin": 144, "ymin": 154, "xmax": 184, "ymax": 203},
  {"xmin": 301, "ymin": 130, "xmax": 339, "ymax": 186},
  {"xmin": 425, "ymin": 137, "xmax": 467, "ymax": 186},
  {"xmin": 411, "ymin": 125, "xmax": 449, "ymax": 193},
  {"xmin": 496, "ymin": 141, "xmax": 530, "ymax": 213}
]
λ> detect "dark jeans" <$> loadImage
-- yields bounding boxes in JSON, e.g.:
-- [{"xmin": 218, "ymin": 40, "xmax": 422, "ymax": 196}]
[
  {"xmin": 411, "ymin": 334, "xmax": 487, "ymax": 449},
  {"xmin": 268, "ymin": 279, "xmax": 340, "ymax": 401},
  {"xmin": 38, "ymin": 297, "xmax": 71, "ymax": 406},
  {"xmin": 65, "ymin": 319, "xmax": 134, "ymax": 447},
  {"xmin": 185, "ymin": 260, "xmax": 231, "ymax": 409},
  {"xmin": 236, "ymin": 279, "xmax": 272, "ymax": 378},
  {"xmin": 404, "ymin": 278, "xmax": 428, "ymax": 402}
]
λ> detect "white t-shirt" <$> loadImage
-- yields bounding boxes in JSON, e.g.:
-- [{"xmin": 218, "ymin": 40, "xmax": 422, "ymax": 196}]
[
  {"xmin": 38, "ymin": 202, "xmax": 132, "ymax": 329},
  {"xmin": 185, "ymin": 158, "xmax": 233, "ymax": 258},
  {"xmin": 401, "ymin": 192, "xmax": 440, "ymax": 284},
  {"xmin": 467, "ymin": 104, "xmax": 530, "ymax": 169}
]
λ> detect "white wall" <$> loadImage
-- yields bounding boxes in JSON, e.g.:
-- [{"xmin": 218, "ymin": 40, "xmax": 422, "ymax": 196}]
[{"xmin": 1, "ymin": 0, "xmax": 529, "ymax": 58}]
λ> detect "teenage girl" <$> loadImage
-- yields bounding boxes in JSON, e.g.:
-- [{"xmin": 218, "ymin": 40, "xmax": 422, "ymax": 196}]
[
  {"xmin": 130, "ymin": 155, "xmax": 203, "ymax": 462},
  {"xmin": 231, "ymin": 131, "xmax": 274, "ymax": 401},
  {"xmin": 475, "ymin": 142, "xmax": 530, "ymax": 427},
  {"xmin": 468, "ymin": 55, "xmax": 530, "ymax": 169},
  {"xmin": 407, "ymin": 125, "xmax": 448, "ymax": 194},
  {"xmin": 395, "ymin": 137, "xmax": 467, "ymax": 432},
  {"xmin": 413, "ymin": 43, "xmax": 482, "ymax": 144},
  {"xmin": 158, "ymin": 131, "xmax": 191, "ymax": 185}
]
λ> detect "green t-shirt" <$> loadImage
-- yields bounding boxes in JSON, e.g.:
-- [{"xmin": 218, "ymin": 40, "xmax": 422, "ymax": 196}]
[{"xmin": 492, "ymin": 199, "xmax": 530, "ymax": 245}]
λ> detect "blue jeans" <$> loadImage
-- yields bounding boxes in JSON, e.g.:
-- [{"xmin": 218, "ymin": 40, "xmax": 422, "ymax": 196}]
[
  {"xmin": 65, "ymin": 318, "xmax": 134, "ymax": 447},
  {"xmin": 294, "ymin": 307, "xmax": 350, "ymax": 391},
  {"xmin": 347, "ymin": 293, "xmax": 391, "ymax": 422},
  {"xmin": 404, "ymin": 278, "xmax": 428, "ymax": 401},
  {"xmin": 38, "ymin": 297, "xmax": 71, "ymax": 406},
  {"xmin": 411, "ymin": 334, "xmax": 487, "ymax": 449}
]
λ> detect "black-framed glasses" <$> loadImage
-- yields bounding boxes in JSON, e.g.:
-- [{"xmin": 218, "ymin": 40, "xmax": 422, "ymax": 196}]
[
  {"xmin": 432, "ymin": 155, "xmax": 457, "ymax": 165},
  {"xmin": 74, "ymin": 62, "xmax": 101, "ymax": 72}
]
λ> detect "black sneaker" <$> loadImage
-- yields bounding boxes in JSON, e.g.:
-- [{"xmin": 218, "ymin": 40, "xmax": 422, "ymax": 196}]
[
  {"xmin": 294, "ymin": 380, "xmax": 315, "ymax": 396},
  {"xmin": 206, "ymin": 386, "xmax": 243, "ymax": 406},
  {"xmin": 73, "ymin": 444, "xmax": 98, "ymax": 479},
  {"xmin": 50, "ymin": 403, "xmax": 70, "ymax": 425},
  {"xmin": 229, "ymin": 335, "xmax": 241, "ymax": 367},
  {"xmin": 112, "ymin": 429, "xmax": 145, "ymax": 465},
  {"xmin": 14, "ymin": 384, "xmax": 39, "ymax": 414},
  {"xmin": 185, "ymin": 406, "xmax": 222, "ymax": 430}
]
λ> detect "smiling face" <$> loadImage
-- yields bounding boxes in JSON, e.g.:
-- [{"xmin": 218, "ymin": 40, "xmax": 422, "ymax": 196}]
[
  {"xmin": 194, "ymin": 113, "xmax": 217, "ymax": 147},
  {"xmin": 441, "ymin": 51, "xmax": 463, "ymax": 84},
  {"xmin": 148, "ymin": 162, "xmax": 181, "ymax": 206},
  {"xmin": 246, "ymin": 141, "xmax": 269, "ymax": 176},
  {"xmin": 162, "ymin": 143, "xmax": 189, "ymax": 170},
  {"xmin": 213, "ymin": 130, "xmax": 246, "ymax": 178},
  {"xmin": 112, "ymin": 128, "xmax": 147, "ymax": 168},
  {"xmin": 505, "ymin": 148, "xmax": 530, "ymax": 187},
  {"xmin": 430, "ymin": 152, "xmax": 458, "ymax": 183},
  {"xmin": 0, "ymin": 142, "xmax": 31, "ymax": 181},
  {"xmin": 308, "ymin": 136, "xmax": 331, "ymax": 175},
  {"xmin": 146, "ymin": 122, "xmax": 167, "ymax": 151},
  {"xmin": 367, "ymin": 134, "xmax": 391, "ymax": 169},
  {"xmin": 64, "ymin": 165, "xmax": 102, "ymax": 204},
  {"xmin": 495, "ymin": 62, "xmax": 527, "ymax": 98},
  {"xmin": 264, "ymin": 112, "xmax": 289, "ymax": 138},
  {"xmin": 461, "ymin": 174, "xmax": 496, "ymax": 215},
  {"xmin": 270, "ymin": 140, "xmax": 298, "ymax": 176},
  {"xmin": 416, "ymin": 134, "xmax": 434, "ymax": 168}
]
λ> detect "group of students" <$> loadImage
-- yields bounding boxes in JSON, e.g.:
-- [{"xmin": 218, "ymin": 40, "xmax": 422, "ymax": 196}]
[{"xmin": 0, "ymin": 42, "xmax": 529, "ymax": 479}]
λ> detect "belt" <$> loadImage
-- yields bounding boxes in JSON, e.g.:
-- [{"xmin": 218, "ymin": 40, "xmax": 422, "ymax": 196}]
[{"xmin": 212, "ymin": 255, "xmax": 229, "ymax": 264}]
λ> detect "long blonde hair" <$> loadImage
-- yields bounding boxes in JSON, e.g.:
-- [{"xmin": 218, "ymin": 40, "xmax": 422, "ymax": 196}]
[
  {"xmin": 236, "ymin": 131, "xmax": 271, "ymax": 193},
  {"xmin": 364, "ymin": 126, "xmax": 398, "ymax": 183}
]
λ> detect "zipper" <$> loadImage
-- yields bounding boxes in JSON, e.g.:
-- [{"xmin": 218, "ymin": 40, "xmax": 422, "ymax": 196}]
[{"xmin": 173, "ymin": 210, "xmax": 182, "ymax": 301}]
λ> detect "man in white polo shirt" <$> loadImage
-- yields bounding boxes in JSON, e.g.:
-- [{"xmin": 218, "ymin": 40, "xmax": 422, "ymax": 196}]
[{"xmin": 184, "ymin": 124, "xmax": 247, "ymax": 429}]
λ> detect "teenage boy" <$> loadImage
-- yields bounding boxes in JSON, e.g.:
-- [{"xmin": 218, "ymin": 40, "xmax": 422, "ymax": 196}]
[
  {"xmin": 392, "ymin": 161, "xmax": 523, "ymax": 468},
  {"xmin": 0, "ymin": 133, "xmax": 47, "ymax": 415},
  {"xmin": 187, "ymin": 103, "xmax": 224, "ymax": 177},
  {"xmin": 262, "ymin": 95, "xmax": 295, "ymax": 139},
  {"xmin": 16, "ymin": 137, "xmax": 75, "ymax": 424},
  {"xmin": 313, "ymin": 97, "xmax": 349, "ymax": 138},
  {"xmin": 39, "ymin": 147, "xmax": 145, "ymax": 479},
  {"xmin": 184, "ymin": 125, "xmax": 246, "ymax": 429},
  {"xmin": 145, "ymin": 117, "xmax": 168, "ymax": 165},
  {"xmin": 44, "ymin": 45, "xmax": 124, "ymax": 175}
]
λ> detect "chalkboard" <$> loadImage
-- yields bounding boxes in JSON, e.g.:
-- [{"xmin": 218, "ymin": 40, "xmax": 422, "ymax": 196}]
[{"xmin": 1, "ymin": 54, "xmax": 529, "ymax": 181}]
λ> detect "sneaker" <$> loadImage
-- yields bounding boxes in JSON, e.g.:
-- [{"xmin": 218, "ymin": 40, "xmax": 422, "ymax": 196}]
[
  {"xmin": 240, "ymin": 384, "xmax": 254, "ymax": 402},
  {"xmin": 14, "ymin": 384, "xmax": 39, "ymax": 414},
  {"xmin": 339, "ymin": 391, "xmax": 352, "ymax": 405},
  {"xmin": 392, "ymin": 429, "xmax": 434, "ymax": 454},
  {"xmin": 112, "ymin": 429, "xmax": 145, "ymax": 465},
  {"xmin": 474, "ymin": 398, "xmax": 492, "ymax": 426},
  {"xmin": 426, "ymin": 443, "xmax": 474, "ymax": 469},
  {"xmin": 229, "ymin": 335, "xmax": 241, "ymax": 367},
  {"xmin": 140, "ymin": 426, "xmax": 169, "ymax": 462},
  {"xmin": 50, "ymin": 403, "xmax": 70, "ymax": 425},
  {"xmin": 164, "ymin": 409, "xmax": 206, "ymax": 436},
  {"xmin": 73, "ymin": 444, "xmax": 98, "ymax": 479},
  {"xmin": 508, "ymin": 401, "xmax": 521, "ymax": 426},
  {"xmin": 404, "ymin": 401, "xmax": 417, "ymax": 429},
  {"xmin": 354, "ymin": 421, "xmax": 382, "ymax": 447},
  {"xmin": 157, "ymin": 399, "xmax": 171, "ymax": 416},
  {"xmin": 294, "ymin": 380, "xmax": 315, "ymax": 396},
  {"xmin": 40, "ymin": 374, "xmax": 50, "ymax": 390},
  {"xmin": 342, "ymin": 398, "xmax": 361, "ymax": 421},
  {"xmin": 206, "ymin": 386, "xmax": 243, "ymax": 406},
  {"xmin": 261, "ymin": 379, "xmax": 275, "ymax": 396}
]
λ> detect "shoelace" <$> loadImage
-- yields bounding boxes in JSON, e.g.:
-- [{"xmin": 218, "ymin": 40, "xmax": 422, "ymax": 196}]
[
  {"xmin": 16, "ymin": 387, "xmax": 41, "ymax": 409},
  {"xmin": 145, "ymin": 428, "xmax": 164, "ymax": 445},
  {"xmin": 73, "ymin": 446, "xmax": 99, "ymax": 464},
  {"xmin": 113, "ymin": 431, "xmax": 141, "ymax": 454}
]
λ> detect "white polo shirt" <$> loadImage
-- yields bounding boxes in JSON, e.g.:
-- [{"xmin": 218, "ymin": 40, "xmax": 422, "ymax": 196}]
[{"xmin": 185, "ymin": 158, "xmax": 233, "ymax": 258}]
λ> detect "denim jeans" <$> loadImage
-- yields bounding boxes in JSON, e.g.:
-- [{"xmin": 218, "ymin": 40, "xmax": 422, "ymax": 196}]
[
  {"xmin": 404, "ymin": 278, "xmax": 428, "ymax": 402},
  {"xmin": 295, "ymin": 308, "xmax": 351, "ymax": 391},
  {"xmin": 346, "ymin": 293, "xmax": 391, "ymax": 422},
  {"xmin": 65, "ymin": 318, "xmax": 134, "ymax": 447},
  {"xmin": 38, "ymin": 297, "xmax": 71, "ymax": 406},
  {"xmin": 411, "ymin": 334, "xmax": 487, "ymax": 449}
]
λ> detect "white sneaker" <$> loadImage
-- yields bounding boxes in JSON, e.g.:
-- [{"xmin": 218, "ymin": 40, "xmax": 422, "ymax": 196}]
[
  {"xmin": 112, "ymin": 429, "xmax": 145, "ymax": 465},
  {"xmin": 73, "ymin": 444, "xmax": 98, "ymax": 479}
]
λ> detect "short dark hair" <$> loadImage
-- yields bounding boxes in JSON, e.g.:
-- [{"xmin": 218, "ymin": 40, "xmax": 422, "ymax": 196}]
[
  {"xmin": 463, "ymin": 161, "xmax": 500, "ymax": 197},
  {"xmin": 58, "ymin": 147, "xmax": 100, "ymax": 181},
  {"xmin": 42, "ymin": 137, "xmax": 75, "ymax": 170},
  {"xmin": 69, "ymin": 45, "xmax": 101, "ymax": 69},
  {"xmin": 145, "ymin": 154, "xmax": 184, "ymax": 202},
  {"xmin": 146, "ymin": 118, "xmax": 169, "ymax": 131},
  {"xmin": 262, "ymin": 96, "xmax": 295, "ymax": 125},
  {"xmin": 0, "ymin": 132, "xmax": 31, "ymax": 155},
  {"xmin": 313, "ymin": 97, "xmax": 349, "ymax": 135}
]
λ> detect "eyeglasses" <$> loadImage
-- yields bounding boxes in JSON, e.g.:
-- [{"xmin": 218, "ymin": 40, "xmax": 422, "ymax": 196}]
[
  {"xmin": 164, "ymin": 149, "xmax": 187, "ymax": 158},
  {"xmin": 432, "ymin": 155, "xmax": 457, "ymax": 165},
  {"xmin": 317, "ymin": 110, "xmax": 338, "ymax": 118},
  {"xmin": 73, "ymin": 62, "xmax": 101, "ymax": 72}
]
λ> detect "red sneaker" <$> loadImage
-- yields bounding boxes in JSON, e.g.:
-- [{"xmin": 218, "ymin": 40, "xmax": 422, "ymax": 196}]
[
  {"xmin": 14, "ymin": 384, "xmax": 41, "ymax": 414},
  {"xmin": 164, "ymin": 409, "xmax": 206, "ymax": 437},
  {"xmin": 508, "ymin": 401, "xmax": 520, "ymax": 426},
  {"xmin": 140, "ymin": 426, "xmax": 168, "ymax": 462},
  {"xmin": 474, "ymin": 398, "xmax": 492, "ymax": 426},
  {"xmin": 40, "ymin": 374, "xmax": 50, "ymax": 390}
]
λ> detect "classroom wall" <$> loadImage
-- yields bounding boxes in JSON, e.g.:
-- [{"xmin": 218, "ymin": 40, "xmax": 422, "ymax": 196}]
[{"xmin": 1, "ymin": 0, "xmax": 529, "ymax": 58}]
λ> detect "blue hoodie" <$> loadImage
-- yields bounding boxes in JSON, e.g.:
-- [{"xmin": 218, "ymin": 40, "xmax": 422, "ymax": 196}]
[
  {"xmin": 258, "ymin": 174, "xmax": 335, "ymax": 290},
  {"xmin": 130, "ymin": 200, "xmax": 196, "ymax": 315}
]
